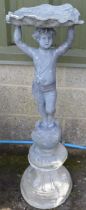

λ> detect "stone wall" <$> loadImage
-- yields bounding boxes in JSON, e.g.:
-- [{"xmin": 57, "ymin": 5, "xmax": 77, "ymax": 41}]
[{"xmin": 0, "ymin": 64, "xmax": 86, "ymax": 145}]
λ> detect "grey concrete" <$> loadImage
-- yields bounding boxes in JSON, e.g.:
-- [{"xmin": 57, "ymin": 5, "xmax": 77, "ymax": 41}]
[
  {"xmin": 63, "ymin": 118, "xmax": 86, "ymax": 145},
  {"xmin": 57, "ymin": 89, "xmax": 86, "ymax": 118},
  {"xmin": 65, "ymin": 67, "xmax": 86, "ymax": 88}
]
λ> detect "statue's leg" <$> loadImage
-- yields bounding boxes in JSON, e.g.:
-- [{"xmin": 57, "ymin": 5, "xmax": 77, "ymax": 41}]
[
  {"xmin": 37, "ymin": 94, "xmax": 46, "ymax": 117},
  {"xmin": 44, "ymin": 90, "xmax": 57, "ymax": 127},
  {"xmin": 36, "ymin": 92, "xmax": 48, "ymax": 127},
  {"xmin": 32, "ymin": 81, "xmax": 47, "ymax": 123}
]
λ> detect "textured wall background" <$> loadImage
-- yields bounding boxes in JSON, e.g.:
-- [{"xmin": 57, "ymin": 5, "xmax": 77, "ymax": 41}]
[{"xmin": 0, "ymin": 64, "xmax": 86, "ymax": 145}]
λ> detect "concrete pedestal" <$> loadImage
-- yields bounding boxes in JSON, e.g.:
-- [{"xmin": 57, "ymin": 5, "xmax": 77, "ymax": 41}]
[{"xmin": 20, "ymin": 122, "xmax": 72, "ymax": 209}]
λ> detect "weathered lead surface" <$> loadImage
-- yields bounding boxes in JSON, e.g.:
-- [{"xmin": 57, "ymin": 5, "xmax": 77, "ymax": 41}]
[{"xmin": 6, "ymin": 3, "xmax": 84, "ymax": 27}]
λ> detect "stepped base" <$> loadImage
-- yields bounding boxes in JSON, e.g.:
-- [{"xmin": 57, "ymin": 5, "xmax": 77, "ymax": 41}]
[
  {"xmin": 29, "ymin": 143, "xmax": 68, "ymax": 170},
  {"xmin": 20, "ymin": 165, "xmax": 72, "ymax": 209}
]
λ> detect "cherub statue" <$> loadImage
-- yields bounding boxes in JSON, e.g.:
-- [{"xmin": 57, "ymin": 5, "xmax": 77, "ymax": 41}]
[{"xmin": 14, "ymin": 26, "xmax": 75, "ymax": 128}]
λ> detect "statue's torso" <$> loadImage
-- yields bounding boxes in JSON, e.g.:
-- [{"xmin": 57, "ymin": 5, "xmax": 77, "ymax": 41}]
[{"xmin": 33, "ymin": 49, "xmax": 57, "ymax": 86}]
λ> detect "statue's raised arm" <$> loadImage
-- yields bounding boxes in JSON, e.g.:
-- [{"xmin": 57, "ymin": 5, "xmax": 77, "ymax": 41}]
[
  {"xmin": 14, "ymin": 26, "xmax": 35, "ymax": 58},
  {"xmin": 55, "ymin": 26, "xmax": 75, "ymax": 57}
]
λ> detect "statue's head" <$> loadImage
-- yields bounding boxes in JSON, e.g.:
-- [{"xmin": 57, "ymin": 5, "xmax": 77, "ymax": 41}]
[{"xmin": 32, "ymin": 28, "xmax": 56, "ymax": 49}]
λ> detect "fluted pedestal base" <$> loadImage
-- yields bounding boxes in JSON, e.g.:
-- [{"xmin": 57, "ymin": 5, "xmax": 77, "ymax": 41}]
[{"xmin": 20, "ymin": 165, "xmax": 72, "ymax": 209}]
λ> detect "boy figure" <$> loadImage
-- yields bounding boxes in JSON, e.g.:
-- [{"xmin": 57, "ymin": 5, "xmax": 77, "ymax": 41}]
[{"xmin": 14, "ymin": 26, "xmax": 75, "ymax": 128}]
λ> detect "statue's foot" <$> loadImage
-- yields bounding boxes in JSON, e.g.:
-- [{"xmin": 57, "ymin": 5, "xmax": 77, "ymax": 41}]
[
  {"xmin": 47, "ymin": 121, "xmax": 55, "ymax": 128},
  {"xmin": 41, "ymin": 120, "xmax": 48, "ymax": 128},
  {"xmin": 40, "ymin": 120, "xmax": 55, "ymax": 129}
]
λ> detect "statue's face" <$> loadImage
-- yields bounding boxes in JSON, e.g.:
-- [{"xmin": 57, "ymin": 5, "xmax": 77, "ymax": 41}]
[{"xmin": 39, "ymin": 33, "xmax": 53, "ymax": 49}]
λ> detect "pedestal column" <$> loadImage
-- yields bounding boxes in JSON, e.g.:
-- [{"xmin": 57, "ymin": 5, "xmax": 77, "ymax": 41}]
[{"xmin": 20, "ymin": 121, "xmax": 72, "ymax": 209}]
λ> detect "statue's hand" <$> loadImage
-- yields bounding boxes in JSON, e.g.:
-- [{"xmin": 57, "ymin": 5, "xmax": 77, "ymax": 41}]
[{"xmin": 68, "ymin": 24, "xmax": 75, "ymax": 30}]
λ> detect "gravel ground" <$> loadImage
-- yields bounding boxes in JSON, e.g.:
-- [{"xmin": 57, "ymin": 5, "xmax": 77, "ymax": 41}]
[{"xmin": 0, "ymin": 145, "xmax": 86, "ymax": 210}]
